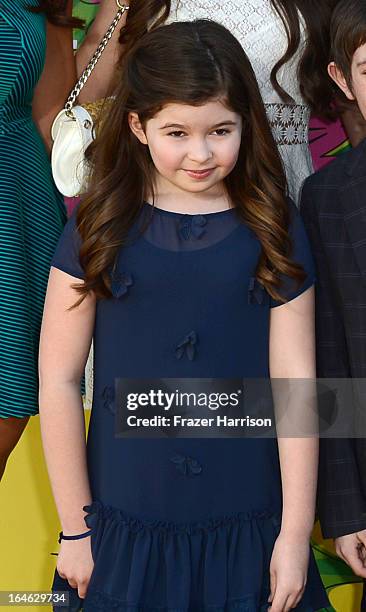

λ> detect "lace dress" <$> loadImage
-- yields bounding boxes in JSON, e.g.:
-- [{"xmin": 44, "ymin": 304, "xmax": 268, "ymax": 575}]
[
  {"xmin": 166, "ymin": 0, "xmax": 313, "ymax": 204},
  {"xmin": 51, "ymin": 202, "xmax": 328, "ymax": 611}
]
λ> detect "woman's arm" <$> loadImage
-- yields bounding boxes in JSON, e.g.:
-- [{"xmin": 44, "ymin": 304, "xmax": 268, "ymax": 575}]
[
  {"xmin": 32, "ymin": 0, "xmax": 77, "ymax": 152},
  {"xmin": 33, "ymin": 1, "xmax": 131, "ymax": 150},
  {"xmin": 268, "ymin": 286, "xmax": 318, "ymax": 612},
  {"xmin": 39, "ymin": 268, "xmax": 95, "ymax": 535},
  {"xmin": 76, "ymin": 0, "xmax": 131, "ymax": 103}
]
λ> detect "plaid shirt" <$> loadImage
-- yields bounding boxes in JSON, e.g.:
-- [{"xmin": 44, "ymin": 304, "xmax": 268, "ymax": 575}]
[{"xmin": 300, "ymin": 138, "xmax": 366, "ymax": 539}]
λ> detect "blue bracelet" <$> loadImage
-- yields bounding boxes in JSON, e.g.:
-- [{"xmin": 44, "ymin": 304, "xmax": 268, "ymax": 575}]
[{"xmin": 58, "ymin": 529, "xmax": 92, "ymax": 544}]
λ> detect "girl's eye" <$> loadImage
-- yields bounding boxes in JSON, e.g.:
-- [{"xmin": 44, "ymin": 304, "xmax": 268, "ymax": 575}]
[
  {"xmin": 212, "ymin": 128, "xmax": 230, "ymax": 136},
  {"xmin": 168, "ymin": 131, "xmax": 186, "ymax": 138}
]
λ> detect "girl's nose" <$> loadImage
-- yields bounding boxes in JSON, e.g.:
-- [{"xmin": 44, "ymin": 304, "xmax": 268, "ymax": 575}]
[{"xmin": 187, "ymin": 139, "xmax": 213, "ymax": 164}]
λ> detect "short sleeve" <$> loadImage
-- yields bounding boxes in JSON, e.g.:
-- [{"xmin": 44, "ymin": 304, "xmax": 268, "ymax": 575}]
[
  {"xmin": 51, "ymin": 205, "xmax": 85, "ymax": 280},
  {"xmin": 270, "ymin": 199, "xmax": 316, "ymax": 308}
]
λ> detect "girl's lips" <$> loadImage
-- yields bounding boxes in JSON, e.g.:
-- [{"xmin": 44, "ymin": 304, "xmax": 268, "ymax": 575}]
[{"xmin": 183, "ymin": 168, "xmax": 216, "ymax": 179}]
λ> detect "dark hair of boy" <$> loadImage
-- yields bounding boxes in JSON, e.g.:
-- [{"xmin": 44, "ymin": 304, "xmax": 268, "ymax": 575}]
[{"xmin": 330, "ymin": 0, "xmax": 366, "ymax": 89}]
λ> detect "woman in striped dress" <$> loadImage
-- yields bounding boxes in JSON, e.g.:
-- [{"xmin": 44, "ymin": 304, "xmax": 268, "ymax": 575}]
[
  {"xmin": 0, "ymin": 0, "xmax": 80, "ymax": 480},
  {"xmin": 0, "ymin": 0, "xmax": 135, "ymax": 482}
]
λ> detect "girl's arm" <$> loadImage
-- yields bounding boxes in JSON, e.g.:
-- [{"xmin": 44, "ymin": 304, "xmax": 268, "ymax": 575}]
[
  {"xmin": 32, "ymin": 0, "xmax": 77, "ymax": 152},
  {"xmin": 270, "ymin": 286, "xmax": 317, "ymax": 539},
  {"xmin": 76, "ymin": 0, "xmax": 131, "ymax": 103},
  {"xmin": 268, "ymin": 286, "xmax": 318, "ymax": 612},
  {"xmin": 39, "ymin": 268, "xmax": 95, "ymax": 536}
]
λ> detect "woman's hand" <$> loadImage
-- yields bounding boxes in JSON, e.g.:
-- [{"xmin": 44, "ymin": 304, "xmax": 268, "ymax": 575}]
[
  {"xmin": 57, "ymin": 537, "xmax": 94, "ymax": 599},
  {"xmin": 268, "ymin": 532, "xmax": 309, "ymax": 612}
]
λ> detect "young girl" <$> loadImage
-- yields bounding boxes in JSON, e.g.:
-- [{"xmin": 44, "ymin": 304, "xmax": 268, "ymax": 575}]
[
  {"xmin": 84, "ymin": 0, "xmax": 346, "ymax": 417},
  {"xmin": 40, "ymin": 20, "xmax": 329, "ymax": 612}
]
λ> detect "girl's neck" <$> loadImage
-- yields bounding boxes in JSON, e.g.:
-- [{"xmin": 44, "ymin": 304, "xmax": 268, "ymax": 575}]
[{"xmin": 148, "ymin": 181, "xmax": 233, "ymax": 215}]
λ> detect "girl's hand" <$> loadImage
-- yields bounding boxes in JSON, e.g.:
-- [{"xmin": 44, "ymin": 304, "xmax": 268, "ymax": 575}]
[
  {"xmin": 268, "ymin": 532, "xmax": 309, "ymax": 612},
  {"xmin": 57, "ymin": 537, "xmax": 94, "ymax": 599}
]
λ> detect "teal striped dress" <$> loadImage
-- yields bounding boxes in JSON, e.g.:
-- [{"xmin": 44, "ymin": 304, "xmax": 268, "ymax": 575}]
[{"xmin": 0, "ymin": 0, "xmax": 67, "ymax": 418}]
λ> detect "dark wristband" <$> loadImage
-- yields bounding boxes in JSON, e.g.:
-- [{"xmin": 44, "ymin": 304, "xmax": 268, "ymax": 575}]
[{"xmin": 58, "ymin": 529, "xmax": 92, "ymax": 544}]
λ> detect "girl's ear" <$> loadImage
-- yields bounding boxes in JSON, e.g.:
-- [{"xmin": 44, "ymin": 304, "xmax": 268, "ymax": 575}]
[
  {"xmin": 128, "ymin": 112, "xmax": 148, "ymax": 145},
  {"xmin": 328, "ymin": 62, "xmax": 355, "ymax": 101}
]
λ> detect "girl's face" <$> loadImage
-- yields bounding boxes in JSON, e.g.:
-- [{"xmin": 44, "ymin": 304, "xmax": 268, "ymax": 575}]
[{"xmin": 129, "ymin": 99, "xmax": 242, "ymax": 197}]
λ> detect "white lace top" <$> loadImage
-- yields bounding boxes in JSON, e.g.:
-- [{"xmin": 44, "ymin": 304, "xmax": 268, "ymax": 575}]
[{"xmin": 165, "ymin": 0, "xmax": 314, "ymax": 203}]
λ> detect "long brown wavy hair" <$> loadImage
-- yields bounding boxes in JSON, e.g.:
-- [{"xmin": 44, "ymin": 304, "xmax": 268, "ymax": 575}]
[
  {"xmin": 270, "ymin": 0, "xmax": 339, "ymax": 118},
  {"xmin": 118, "ymin": 0, "xmax": 338, "ymax": 119},
  {"xmin": 29, "ymin": 1, "xmax": 84, "ymax": 28},
  {"xmin": 72, "ymin": 19, "xmax": 306, "ymax": 307}
]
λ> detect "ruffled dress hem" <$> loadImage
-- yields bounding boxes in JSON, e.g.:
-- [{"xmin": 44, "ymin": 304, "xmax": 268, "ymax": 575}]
[
  {"xmin": 84, "ymin": 590, "xmax": 272, "ymax": 611},
  {"xmin": 51, "ymin": 500, "xmax": 330, "ymax": 612}
]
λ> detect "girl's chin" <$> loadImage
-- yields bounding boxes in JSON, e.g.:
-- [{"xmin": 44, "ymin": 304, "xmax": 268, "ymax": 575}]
[{"xmin": 153, "ymin": 172, "xmax": 226, "ymax": 196}]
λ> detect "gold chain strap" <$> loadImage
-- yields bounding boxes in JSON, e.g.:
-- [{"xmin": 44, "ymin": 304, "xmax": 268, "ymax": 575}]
[{"xmin": 65, "ymin": 2, "xmax": 129, "ymax": 114}]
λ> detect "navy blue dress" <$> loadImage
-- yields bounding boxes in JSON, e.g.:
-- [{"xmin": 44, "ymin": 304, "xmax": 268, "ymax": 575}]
[{"xmin": 50, "ymin": 202, "xmax": 329, "ymax": 611}]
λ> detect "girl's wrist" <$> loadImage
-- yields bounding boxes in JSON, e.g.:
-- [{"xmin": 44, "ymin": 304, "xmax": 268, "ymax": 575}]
[
  {"xmin": 279, "ymin": 526, "xmax": 313, "ymax": 543},
  {"xmin": 60, "ymin": 525, "xmax": 88, "ymax": 535},
  {"xmin": 58, "ymin": 529, "xmax": 92, "ymax": 543},
  {"xmin": 61, "ymin": 512, "xmax": 90, "ymax": 534}
]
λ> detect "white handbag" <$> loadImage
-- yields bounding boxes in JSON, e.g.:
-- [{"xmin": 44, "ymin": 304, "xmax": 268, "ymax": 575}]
[
  {"xmin": 51, "ymin": 1, "xmax": 129, "ymax": 198},
  {"xmin": 51, "ymin": 105, "xmax": 94, "ymax": 198}
]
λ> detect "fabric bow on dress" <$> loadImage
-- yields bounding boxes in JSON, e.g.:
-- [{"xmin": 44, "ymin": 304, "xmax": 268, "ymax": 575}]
[
  {"xmin": 170, "ymin": 453, "xmax": 203, "ymax": 476},
  {"xmin": 175, "ymin": 331, "xmax": 198, "ymax": 361},
  {"xmin": 248, "ymin": 277, "xmax": 268, "ymax": 305},
  {"xmin": 111, "ymin": 271, "xmax": 134, "ymax": 298},
  {"xmin": 179, "ymin": 215, "xmax": 207, "ymax": 240},
  {"xmin": 102, "ymin": 386, "xmax": 116, "ymax": 415}
]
